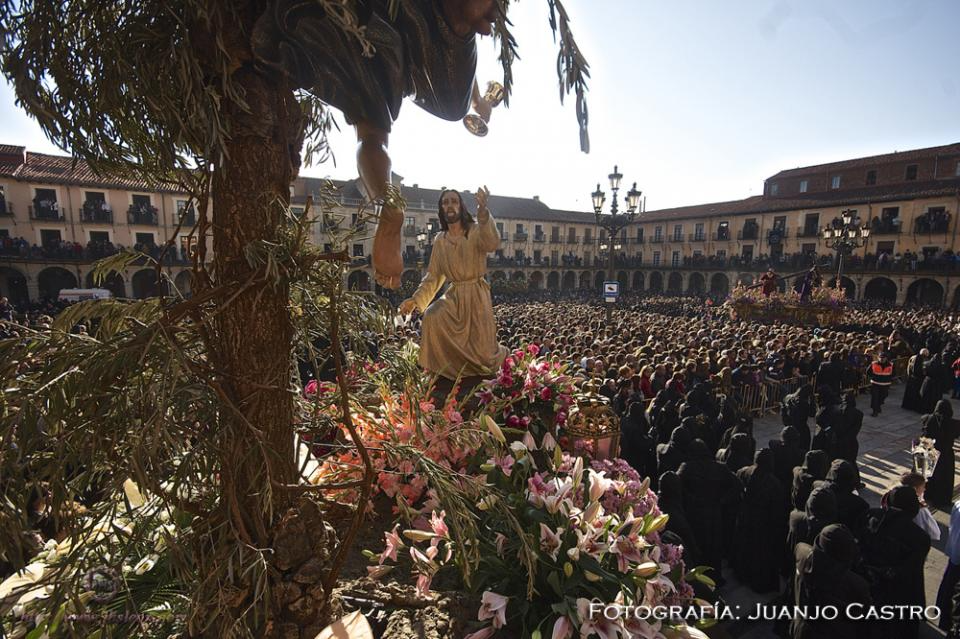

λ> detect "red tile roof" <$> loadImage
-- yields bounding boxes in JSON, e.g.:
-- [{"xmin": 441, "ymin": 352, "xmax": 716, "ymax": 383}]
[
  {"xmin": 768, "ymin": 142, "xmax": 960, "ymax": 180},
  {"xmin": 0, "ymin": 150, "xmax": 183, "ymax": 193}
]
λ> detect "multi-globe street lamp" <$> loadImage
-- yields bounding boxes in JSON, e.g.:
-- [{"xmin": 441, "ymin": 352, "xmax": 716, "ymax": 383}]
[
  {"xmin": 591, "ymin": 166, "xmax": 642, "ymax": 323},
  {"xmin": 822, "ymin": 208, "xmax": 870, "ymax": 289}
]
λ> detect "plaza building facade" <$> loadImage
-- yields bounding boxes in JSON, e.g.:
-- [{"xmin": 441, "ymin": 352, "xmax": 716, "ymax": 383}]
[{"xmin": 2, "ymin": 141, "xmax": 960, "ymax": 307}]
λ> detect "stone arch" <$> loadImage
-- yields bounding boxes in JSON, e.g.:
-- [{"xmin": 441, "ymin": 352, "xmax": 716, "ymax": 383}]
[
  {"xmin": 616, "ymin": 270, "xmax": 629, "ymax": 290},
  {"xmin": 648, "ymin": 271, "xmax": 663, "ymax": 292},
  {"xmin": 710, "ymin": 273, "xmax": 729, "ymax": 297},
  {"xmin": 174, "ymin": 270, "xmax": 193, "ymax": 297},
  {"xmin": 688, "ymin": 272, "xmax": 705, "ymax": 294},
  {"xmin": 0, "ymin": 266, "xmax": 29, "ymax": 305},
  {"xmin": 529, "ymin": 271, "xmax": 544, "ymax": 290},
  {"xmin": 593, "ymin": 271, "xmax": 604, "ymax": 290},
  {"xmin": 579, "ymin": 271, "xmax": 591, "ymax": 289},
  {"xmin": 632, "ymin": 271, "xmax": 645, "ymax": 292},
  {"xmin": 906, "ymin": 278, "xmax": 945, "ymax": 307},
  {"xmin": 737, "ymin": 273, "xmax": 754, "ymax": 287},
  {"xmin": 347, "ymin": 270, "xmax": 370, "ymax": 291},
  {"xmin": 491, "ymin": 271, "xmax": 507, "ymax": 283},
  {"xmin": 863, "ymin": 277, "xmax": 897, "ymax": 303},
  {"xmin": 561, "ymin": 271, "xmax": 576, "ymax": 290},
  {"xmin": 667, "ymin": 272, "xmax": 683, "ymax": 292},
  {"xmin": 84, "ymin": 270, "xmax": 126, "ymax": 298},
  {"xmin": 547, "ymin": 271, "xmax": 560, "ymax": 290},
  {"xmin": 131, "ymin": 269, "xmax": 167, "ymax": 298},
  {"xmin": 511, "ymin": 270, "xmax": 525, "ymax": 282},
  {"xmin": 38, "ymin": 267, "xmax": 78, "ymax": 300}
]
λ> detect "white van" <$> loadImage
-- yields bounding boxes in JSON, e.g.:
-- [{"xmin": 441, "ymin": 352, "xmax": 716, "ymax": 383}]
[{"xmin": 57, "ymin": 288, "xmax": 114, "ymax": 302}]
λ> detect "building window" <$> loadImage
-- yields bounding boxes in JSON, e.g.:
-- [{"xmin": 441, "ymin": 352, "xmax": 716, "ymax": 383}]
[
  {"xmin": 716, "ymin": 249, "xmax": 726, "ymax": 258},
  {"xmin": 514, "ymin": 249, "xmax": 524, "ymax": 260},
  {"xmin": 799, "ymin": 179, "xmax": 808, "ymax": 193},
  {"xmin": 496, "ymin": 222, "xmax": 505, "ymax": 239},
  {"xmin": 831, "ymin": 175, "xmax": 841, "ymax": 189},
  {"xmin": 672, "ymin": 224, "xmax": 683, "ymax": 241},
  {"xmin": 653, "ymin": 251, "xmax": 661, "ymax": 266},
  {"xmin": 955, "ymin": 161, "xmax": 960, "ymax": 177},
  {"xmin": 405, "ymin": 216, "xmax": 415, "ymax": 227},
  {"xmin": 533, "ymin": 249, "xmax": 541, "ymax": 262},
  {"xmin": 905, "ymin": 164, "xmax": 918, "ymax": 181},
  {"xmin": 802, "ymin": 243, "xmax": 816, "ymax": 255},
  {"xmin": 135, "ymin": 232, "xmax": 155, "ymax": 246},
  {"xmin": 769, "ymin": 182, "xmax": 779, "ymax": 196},
  {"xmin": 693, "ymin": 250, "xmax": 703, "ymax": 257},
  {"xmin": 89, "ymin": 231, "xmax": 110, "ymax": 243},
  {"xmin": 584, "ymin": 229, "xmax": 593, "ymax": 242},
  {"xmin": 180, "ymin": 236, "xmax": 198, "ymax": 259},
  {"xmin": 515, "ymin": 223, "xmax": 525, "ymax": 233},
  {"xmin": 866, "ymin": 170, "xmax": 877, "ymax": 185},
  {"xmin": 716, "ymin": 221, "xmax": 729, "ymax": 240},
  {"xmin": 671, "ymin": 251, "xmax": 680, "ymax": 267},
  {"xmin": 353, "ymin": 243, "xmax": 364, "ymax": 257},
  {"xmin": 654, "ymin": 226, "xmax": 663, "ymax": 241},
  {"xmin": 40, "ymin": 229, "xmax": 62, "ymax": 246},
  {"xmin": 694, "ymin": 223, "xmax": 704, "ymax": 240}
]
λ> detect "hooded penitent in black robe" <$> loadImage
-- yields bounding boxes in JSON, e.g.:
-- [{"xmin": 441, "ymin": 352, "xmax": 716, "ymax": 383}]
[
  {"xmin": 678, "ymin": 439, "xmax": 742, "ymax": 582},
  {"xmin": 785, "ymin": 485, "xmax": 838, "ymax": 578},
  {"xmin": 834, "ymin": 392, "xmax": 863, "ymax": 468},
  {"xmin": 656, "ymin": 424, "xmax": 691, "ymax": 476},
  {"xmin": 782, "ymin": 384, "xmax": 816, "ymax": 451},
  {"xmin": 770, "ymin": 426, "xmax": 806, "ymax": 495},
  {"xmin": 901, "ymin": 354, "xmax": 925, "ymax": 412},
  {"xmin": 658, "ymin": 470, "xmax": 701, "ymax": 568},
  {"xmin": 823, "ymin": 459, "xmax": 870, "ymax": 541},
  {"xmin": 791, "ymin": 449, "xmax": 830, "ymax": 511},
  {"xmin": 620, "ymin": 401, "xmax": 658, "ymax": 485},
  {"xmin": 791, "ymin": 525, "xmax": 872, "ymax": 639},
  {"xmin": 733, "ymin": 449, "xmax": 787, "ymax": 593},
  {"xmin": 922, "ymin": 400, "xmax": 960, "ymax": 507},
  {"xmin": 920, "ymin": 355, "xmax": 947, "ymax": 414},
  {"xmin": 860, "ymin": 487, "xmax": 931, "ymax": 639}
]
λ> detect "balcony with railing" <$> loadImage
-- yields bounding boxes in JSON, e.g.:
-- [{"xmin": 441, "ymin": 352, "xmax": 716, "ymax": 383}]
[
  {"xmin": 737, "ymin": 228, "xmax": 759, "ymax": 241},
  {"xmin": 0, "ymin": 200, "xmax": 12, "ymax": 217},
  {"xmin": 30, "ymin": 201, "xmax": 65, "ymax": 221},
  {"xmin": 688, "ymin": 233, "xmax": 706, "ymax": 242},
  {"xmin": 513, "ymin": 231, "xmax": 528, "ymax": 242},
  {"xmin": 671, "ymin": 233, "xmax": 684, "ymax": 242},
  {"xmin": 913, "ymin": 210, "xmax": 951, "ymax": 234},
  {"xmin": 766, "ymin": 228, "xmax": 788, "ymax": 243},
  {"xmin": 795, "ymin": 226, "xmax": 820, "ymax": 239},
  {"xmin": 632, "ymin": 236, "xmax": 645, "ymax": 244},
  {"xmin": 869, "ymin": 219, "xmax": 901, "ymax": 235},
  {"xmin": 533, "ymin": 233, "xmax": 546, "ymax": 243},
  {"xmin": 566, "ymin": 235, "xmax": 580, "ymax": 244},
  {"xmin": 127, "ymin": 204, "xmax": 159, "ymax": 225},
  {"xmin": 713, "ymin": 231, "xmax": 731, "ymax": 242},
  {"xmin": 650, "ymin": 236, "xmax": 664, "ymax": 244},
  {"xmin": 403, "ymin": 225, "xmax": 419, "ymax": 237},
  {"xmin": 80, "ymin": 201, "xmax": 114, "ymax": 224}
]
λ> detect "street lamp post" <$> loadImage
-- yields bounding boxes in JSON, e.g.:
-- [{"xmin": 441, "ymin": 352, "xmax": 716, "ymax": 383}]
[
  {"xmin": 822, "ymin": 208, "xmax": 870, "ymax": 291},
  {"xmin": 416, "ymin": 228, "xmax": 430, "ymax": 272},
  {"xmin": 591, "ymin": 166, "xmax": 643, "ymax": 323}
]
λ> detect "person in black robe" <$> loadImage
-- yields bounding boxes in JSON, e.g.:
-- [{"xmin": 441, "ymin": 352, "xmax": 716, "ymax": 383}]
[
  {"xmin": 792, "ymin": 449, "xmax": 831, "ymax": 511},
  {"xmin": 901, "ymin": 349, "xmax": 928, "ymax": 412},
  {"xmin": 733, "ymin": 449, "xmax": 787, "ymax": 593},
  {"xmin": 812, "ymin": 391, "xmax": 841, "ymax": 460},
  {"xmin": 677, "ymin": 439, "xmax": 742, "ymax": 585},
  {"xmin": 816, "ymin": 352, "xmax": 844, "ymax": 398},
  {"xmin": 782, "ymin": 383, "xmax": 816, "ymax": 451},
  {"xmin": 770, "ymin": 426, "xmax": 806, "ymax": 494},
  {"xmin": 619, "ymin": 401, "xmax": 658, "ymax": 485},
  {"xmin": 791, "ymin": 524, "xmax": 872, "ymax": 639},
  {"xmin": 823, "ymin": 459, "xmax": 870, "ymax": 541},
  {"xmin": 834, "ymin": 391, "xmax": 864, "ymax": 477},
  {"xmin": 658, "ymin": 470, "xmax": 701, "ymax": 568},
  {"xmin": 921, "ymin": 354, "xmax": 947, "ymax": 414},
  {"xmin": 786, "ymin": 485, "xmax": 839, "ymax": 569},
  {"xmin": 718, "ymin": 414, "xmax": 756, "ymax": 453},
  {"xmin": 716, "ymin": 432, "xmax": 754, "ymax": 473},
  {"xmin": 656, "ymin": 424, "xmax": 691, "ymax": 476},
  {"xmin": 922, "ymin": 399, "xmax": 960, "ymax": 507},
  {"xmin": 861, "ymin": 486, "xmax": 931, "ymax": 639}
]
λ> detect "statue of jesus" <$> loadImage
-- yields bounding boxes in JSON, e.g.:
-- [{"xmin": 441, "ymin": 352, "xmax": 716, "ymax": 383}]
[{"xmin": 398, "ymin": 187, "xmax": 507, "ymax": 379}]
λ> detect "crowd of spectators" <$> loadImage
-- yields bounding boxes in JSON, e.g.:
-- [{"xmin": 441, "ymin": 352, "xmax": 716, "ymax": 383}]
[{"xmin": 0, "ymin": 235, "xmax": 192, "ymax": 264}]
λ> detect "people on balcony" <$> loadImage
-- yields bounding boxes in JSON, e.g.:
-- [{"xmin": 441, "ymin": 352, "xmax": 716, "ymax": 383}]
[{"xmin": 915, "ymin": 209, "xmax": 951, "ymax": 234}]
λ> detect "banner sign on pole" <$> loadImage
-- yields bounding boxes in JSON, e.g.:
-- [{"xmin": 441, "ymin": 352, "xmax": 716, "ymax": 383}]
[{"xmin": 603, "ymin": 281, "xmax": 619, "ymax": 304}]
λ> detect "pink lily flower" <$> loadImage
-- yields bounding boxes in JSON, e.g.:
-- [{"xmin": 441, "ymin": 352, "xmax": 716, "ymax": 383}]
[
  {"xmin": 478, "ymin": 591, "xmax": 509, "ymax": 629},
  {"xmin": 464, "ymin": 627, "xmax": 496, "ymax": 639},
  {"xmin": 380, "ymin": 524, "xmax": 404, "ymax": 564},
  {"xmin": 551, "ymin": 615, "xmax": 574, "ymax": 639},
  {"xmin": 539, "ymin": 523, "xmax": 564, "ymax": 561},
  {"xmin": 430, "ymin": 510, "xmax": 449, "ymax": 538}
]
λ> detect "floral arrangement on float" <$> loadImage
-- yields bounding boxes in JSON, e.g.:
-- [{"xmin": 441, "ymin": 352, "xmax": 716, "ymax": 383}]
[
  {"xmin": 726, "ymin": 283, "xmax": 846, "ymax": 324},
  {"xmin": 337, "ymin": 346, "xmax": 709, "ymax": 639}
]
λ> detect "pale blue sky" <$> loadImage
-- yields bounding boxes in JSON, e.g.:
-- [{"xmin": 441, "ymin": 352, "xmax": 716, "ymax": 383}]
[{"xmin": 1, "ymin": 0, "xmax": 958, "ymax": 210}]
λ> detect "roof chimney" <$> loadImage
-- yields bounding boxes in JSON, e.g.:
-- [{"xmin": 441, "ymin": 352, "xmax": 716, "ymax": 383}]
[
  {"xmin": 533, "ymin": 195, "xmax": 540, "ymax": 201},
  {"xmin": 413, "ymin": 183, "xmax": 418, "ymax": 189}
]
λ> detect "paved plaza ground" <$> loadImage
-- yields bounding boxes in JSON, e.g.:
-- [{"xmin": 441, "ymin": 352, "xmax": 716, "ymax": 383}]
[{"xmin": 713, "ymin": 382, "xmax": 954, "ymax": 638}]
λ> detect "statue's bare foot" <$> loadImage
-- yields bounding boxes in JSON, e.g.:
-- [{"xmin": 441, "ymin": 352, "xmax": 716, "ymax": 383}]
[{"xmin": 372, "ymin": 201, "xmax": 403, "ymax": 289}]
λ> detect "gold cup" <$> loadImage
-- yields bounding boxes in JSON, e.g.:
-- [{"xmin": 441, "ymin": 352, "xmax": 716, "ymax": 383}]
[{"xmin": 463, "ymin": 81, "xmax": 505, "ymax": 137}]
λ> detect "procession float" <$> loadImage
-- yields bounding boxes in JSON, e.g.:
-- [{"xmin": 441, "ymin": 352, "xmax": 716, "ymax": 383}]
[{"xmin": 725, "ymin": 269, "xmax": 848, "ymax": 326}]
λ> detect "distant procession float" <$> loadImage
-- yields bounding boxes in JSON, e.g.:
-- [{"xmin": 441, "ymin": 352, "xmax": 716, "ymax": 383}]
[{"xmin": 725, "ymin": 266, "xmax": 847, "ymax": 326}]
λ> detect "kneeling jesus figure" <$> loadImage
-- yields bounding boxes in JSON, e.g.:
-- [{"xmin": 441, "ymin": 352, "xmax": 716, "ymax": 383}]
[{"xmin": 399, "ymin": 187, "xmax": 507, "ymax": 379}]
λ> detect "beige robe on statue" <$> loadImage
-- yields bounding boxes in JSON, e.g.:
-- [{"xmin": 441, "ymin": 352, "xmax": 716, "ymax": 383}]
[{"xmin": 410, "ymin": 211, "xmax": 508, "ymax": 379}]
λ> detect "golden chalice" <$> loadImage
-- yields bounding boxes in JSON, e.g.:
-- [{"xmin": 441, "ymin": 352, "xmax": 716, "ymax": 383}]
[{"xmin": 463, "ymin": 81, "xmax": 505, "ymax": 137}]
